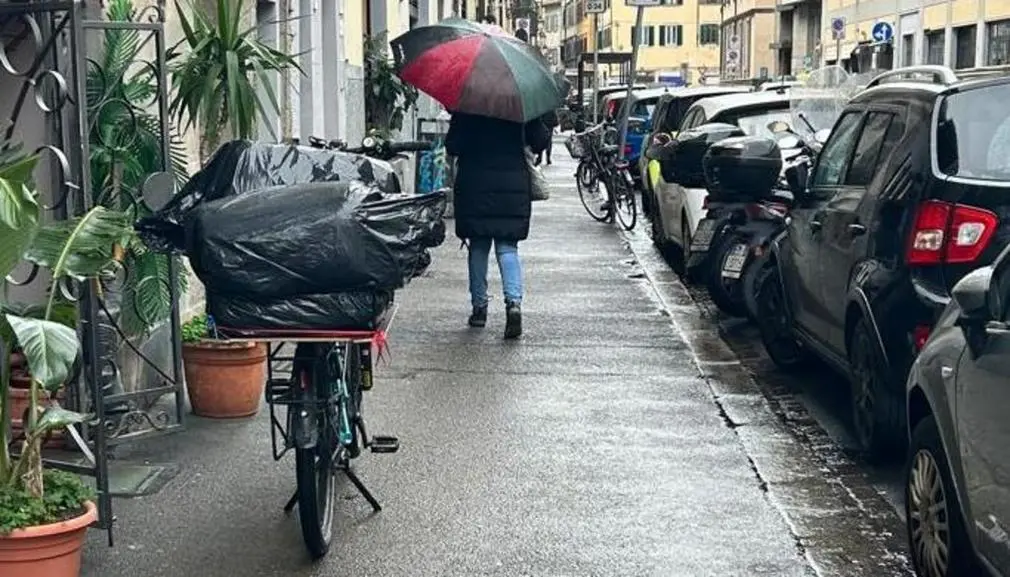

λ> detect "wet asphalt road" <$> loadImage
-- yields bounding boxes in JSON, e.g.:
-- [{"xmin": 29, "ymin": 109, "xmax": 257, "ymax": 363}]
[{"xmin": 81, "ymin": 141, "xmax": 911, "ymax": 576}]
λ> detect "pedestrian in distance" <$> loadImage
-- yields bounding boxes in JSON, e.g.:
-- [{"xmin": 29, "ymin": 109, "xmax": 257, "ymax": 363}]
[
  {"xmin": 534, "ymin": 109, "xmax": 559, "ymax": 166},
  {"xmin": 445, "ymin": 111, "xmax": 552, "ymax": 339}
]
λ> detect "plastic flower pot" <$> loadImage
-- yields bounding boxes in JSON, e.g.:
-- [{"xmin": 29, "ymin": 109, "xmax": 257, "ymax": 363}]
[
  {"xmin": 0, "ymin": 501, "xmax": 97, "ymax": 577},
  {"xmin": 182, "ymin": 340, "xmax": 267, "ymax": 418}
]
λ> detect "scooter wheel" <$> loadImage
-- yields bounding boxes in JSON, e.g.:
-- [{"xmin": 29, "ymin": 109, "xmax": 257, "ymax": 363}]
[{"xmin": 706, "ymin": 233, "xmax": 748, "ymax": 318}]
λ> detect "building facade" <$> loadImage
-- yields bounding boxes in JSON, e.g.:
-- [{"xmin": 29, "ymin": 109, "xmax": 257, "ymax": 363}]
[
  {"xmin": 822, "ymin": 0, "xmax": 1010, "ymax": 71},
  {"xmin": 720, "ymin": 0, "xmax": 778, "ymax": 80},
  {"xmin": 772, "ymin": 0, "xmax": 822, "ymax": 76},
  {"xmin": 562, "ymin": 0, "xmax": 724, "ymax": 86}
]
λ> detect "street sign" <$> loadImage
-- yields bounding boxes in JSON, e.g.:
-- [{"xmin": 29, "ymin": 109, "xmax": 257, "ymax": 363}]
[
  {"xmin": 830, "ymin": 17, "xmax": 845, "ymax": 40},
  {"xmin": 586, "ymin": 0, "xmax": 605, "ymax": 13},
  {"xmin": 625, "ymin": 0, "xmax": 661, "ymax": 6},
  {"xmin": 872, "ymin": 21, "xmax": 893, "ymax": 42}
]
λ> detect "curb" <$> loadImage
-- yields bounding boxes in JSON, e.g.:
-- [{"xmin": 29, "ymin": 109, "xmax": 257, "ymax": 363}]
[{"xmin": 621, "ymin": 228, "xmax": 913, "ymax": 577}]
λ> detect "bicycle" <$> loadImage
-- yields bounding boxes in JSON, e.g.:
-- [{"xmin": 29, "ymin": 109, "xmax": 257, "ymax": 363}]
[
  {"xmin": 567, "ymin": 124, "xmax": 638, "ymax": 231},
  {"xmin": 219, "ymin": 310, "xmax": 398, "ymax": 560}
]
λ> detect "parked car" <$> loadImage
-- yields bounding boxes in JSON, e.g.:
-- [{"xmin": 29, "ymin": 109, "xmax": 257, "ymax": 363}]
[
  {"xmin": 904, "ymin": 242, "xmax": 1010, "ymax": 577},
  {"xmin": 610, "ymin": 87, "xmax": 676, "ymax": 180},
  {"xmin": 638, "ymin": 85, "xmax": 753, "ymax": 216},
  {"xmin": 754, "ymin": 66, "xmax": 1010, "ymax": 459},
  {"xmin": 651, "ymin": 91, "xmax": 793, "ymax": 267}
]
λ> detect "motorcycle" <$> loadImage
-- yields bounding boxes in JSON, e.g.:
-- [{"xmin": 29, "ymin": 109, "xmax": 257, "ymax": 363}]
[{"xmin": 698, "ymin": 67, "xmax": 868, "ymax": 317}]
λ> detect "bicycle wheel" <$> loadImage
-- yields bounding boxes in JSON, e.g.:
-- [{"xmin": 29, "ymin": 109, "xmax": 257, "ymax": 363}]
[
  {"xmin": 612, "ymin": 170, "xmax": 638, "ymax": 231},
  {"xmin": 577, "ymin": 160, "xmax": 609, "ymax": 222},
  {"xmin": 294, "ymin": 343, "xmax": 338, "ymax": 560}
]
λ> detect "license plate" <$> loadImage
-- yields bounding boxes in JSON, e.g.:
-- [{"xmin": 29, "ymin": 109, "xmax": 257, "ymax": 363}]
[
  {"xmin": 691, "ymin": 220, "xmax": 717, "ymax": 252},
  {"xmin": 721, "ymin": 244, "xmax": 749, "ymax": 279}
]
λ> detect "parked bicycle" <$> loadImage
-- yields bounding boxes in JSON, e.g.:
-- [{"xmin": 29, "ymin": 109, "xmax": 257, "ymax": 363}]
[{"xmin": 567, "ymin": 123, "xmax": 638, "ymax": 231}]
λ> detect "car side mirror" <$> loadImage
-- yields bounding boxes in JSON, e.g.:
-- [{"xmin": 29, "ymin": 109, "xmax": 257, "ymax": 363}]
[
  {"xmin": 657, "ymin": 142, "xmax": 680, "ymax": 183},
  {"xmin": 814, "ymin": 129, "xmax": 831, "ymax": 145},
  {"xmin": 952, "ymin": 266, "xmax": 994, "ymax": 326}
]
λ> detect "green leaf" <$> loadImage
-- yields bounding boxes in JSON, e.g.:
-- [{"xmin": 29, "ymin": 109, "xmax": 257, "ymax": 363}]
[
  {"xmin": 4, "ymin": 315, "xmax": 79, "ymax": 390},
  {"xmin": 0, "ymin": 154, "xmax": 40, "ymax": 185},
  {"xmin": 0, "ymin": 219, "xmax": 36, "ymax": 281},
  {"xmin": 32, "ymin": 406, "xmax": 88, "ymax": 435},
  {"xmin": 24, "ymin": 206, "xmax": 132, "ymax": 282}
]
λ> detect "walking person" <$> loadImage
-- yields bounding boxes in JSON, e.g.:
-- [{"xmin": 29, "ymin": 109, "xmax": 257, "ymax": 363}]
[
  {"xmin": 445, "ymin": 112, "xmax": 552, "ymax": 339},
  {"xmin": 535, "ymin": 109, "xmax": 558, "ymax": 166}
]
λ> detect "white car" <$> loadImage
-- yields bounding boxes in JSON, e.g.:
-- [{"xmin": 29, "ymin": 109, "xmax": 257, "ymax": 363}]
[{"xmin": 651, "ymin": 91, "xmax": 795, "ymax": 263}]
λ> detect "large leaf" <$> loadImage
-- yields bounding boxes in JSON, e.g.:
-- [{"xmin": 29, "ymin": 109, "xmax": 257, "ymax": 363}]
[
  {"xmin": 32, "ymin": 406, "xmax": 88, "ymax": 436},
  {"xmin": 24, "ymin": 206, "xmax": 133, "ymax": 282},
  {"xmin": 4, "ymin": 315, "xmax": 79, "ymax": 390}
]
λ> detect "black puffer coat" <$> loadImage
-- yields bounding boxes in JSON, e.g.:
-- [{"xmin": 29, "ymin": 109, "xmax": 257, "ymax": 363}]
[{"xmin": 445, "ymin": 112, "xmax": 551, "ymax": 241}]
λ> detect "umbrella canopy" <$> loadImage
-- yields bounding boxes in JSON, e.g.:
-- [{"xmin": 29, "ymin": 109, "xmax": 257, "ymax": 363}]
[{"xmin": 390, "ymin": 18, "xmax": 563, "ymax": 123}]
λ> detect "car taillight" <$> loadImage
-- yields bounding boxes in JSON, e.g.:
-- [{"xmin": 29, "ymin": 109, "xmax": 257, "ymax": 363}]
[
  {"xmin": 905, "ymin": 200, "xmax": 998, "ymax": 265},
  {"xmin": 607, "ymin": 101, "xmax": 616, "ymax": 117}
]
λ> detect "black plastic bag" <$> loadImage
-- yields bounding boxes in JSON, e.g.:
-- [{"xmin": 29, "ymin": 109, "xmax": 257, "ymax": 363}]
[
  {"xmin": 207, "ymin": 290, "xmax": 393, "ymax": 331},
  {"xmin": 186, "ymin": 181, "xmax": 447, "ymax": 298},
  {"xmin": 138, "ymin": 140, "xmax": 399, "ymax": 253}
]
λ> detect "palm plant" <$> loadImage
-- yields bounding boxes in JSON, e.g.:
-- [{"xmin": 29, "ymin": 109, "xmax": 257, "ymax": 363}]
[
  {"xmin": 87, "ymin": 0, "xmax": 188, "ymax": 336},
  {"xmin": 0, "ymin": 152, "xmax": 132, "ymax": 525},
  {"xmin": 169, "ymin": 0, "xmax": 301, "ymax": 159}
]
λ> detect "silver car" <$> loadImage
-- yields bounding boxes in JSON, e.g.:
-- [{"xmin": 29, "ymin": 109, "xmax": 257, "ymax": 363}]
[{"xmin": 905, "ymin": 241, "xmax": 1010, "ymax": 576}]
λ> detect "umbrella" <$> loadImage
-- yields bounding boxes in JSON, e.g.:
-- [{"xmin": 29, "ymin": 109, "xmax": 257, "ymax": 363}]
[{"xmin": 390, "ymin": 18, "xmax": 563, "ymax": 123}]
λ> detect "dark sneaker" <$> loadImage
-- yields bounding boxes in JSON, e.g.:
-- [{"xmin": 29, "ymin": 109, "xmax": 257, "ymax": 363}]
[
  {"xmin": 468, "ymin": 306, "xmax": 487, "ymax": 328},
  {"xmin": 504, "ymin": 302, "xmax": 522, "ymax": 339}
]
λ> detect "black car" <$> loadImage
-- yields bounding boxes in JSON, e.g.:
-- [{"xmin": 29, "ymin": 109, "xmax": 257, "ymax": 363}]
[{"xmin": 755, "ymin": 65, "xmax": 1010, "ymax": 459}]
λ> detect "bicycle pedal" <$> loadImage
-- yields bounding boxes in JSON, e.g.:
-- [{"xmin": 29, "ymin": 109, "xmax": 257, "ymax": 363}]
[{"xmin": 369, "ymin": 435, "xmax": 400, "ymax": 454}]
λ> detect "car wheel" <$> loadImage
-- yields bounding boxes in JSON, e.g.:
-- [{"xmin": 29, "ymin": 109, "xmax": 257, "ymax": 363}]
[
  {"xmin": 674, "ymin": 217, "xmax": 694, "ymax": 281},
  {"xmin": 848, "ymin": 317, "xmax": 905, "ymax": 460},
  {"xmin": 651, "ymin": 207, "xmax": 670, "ymax": 254},
  {"xmin": 754, "ymin": 262, "xmax": 807, "ymax": 371},
  {"xmin": 906, "ymin": 418, "xmax": 981, "ymax": 577}
]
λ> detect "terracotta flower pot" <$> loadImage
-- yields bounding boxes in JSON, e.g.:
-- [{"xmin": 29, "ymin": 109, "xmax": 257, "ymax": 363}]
[
  {"xmin": 182, "ymin": 341, "xmax": 267, "ymax": 418},
  {"xmin": 0, "ymin": 501, "xmax": 97, "ymax": 577},
  {"xmin": 9, "ymin": 386, "xmax": 67, "ymax": 448}
]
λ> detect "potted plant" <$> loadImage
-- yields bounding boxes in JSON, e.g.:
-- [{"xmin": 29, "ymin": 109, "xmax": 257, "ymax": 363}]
[
  {"xmin": 0, "ymin": 150, "xmax": 134, "ymax": 574},
  {"xmin": 181, "ymin": 314, "xmax": 267, "ymax": 419},
  {"xmin": 169, "ymin": 0, "xmax": 301, "ymax": 162}
]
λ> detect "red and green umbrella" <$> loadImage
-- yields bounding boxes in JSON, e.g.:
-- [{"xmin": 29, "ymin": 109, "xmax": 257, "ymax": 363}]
[{"xmin": 390, "ymin": 18, "xmax": 563, "ymax": 123}]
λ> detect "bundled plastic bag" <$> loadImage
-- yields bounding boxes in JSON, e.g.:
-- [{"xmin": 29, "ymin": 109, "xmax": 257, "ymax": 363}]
[
  {"xmin": 207, "ymin": 290, "xmax": 394, "ymax": 331},
  {"xmin": 186, "ymin": 181, "xmax": 446, "ymax": 298},
  {"xmin": 138, "ymin": 141, "xmax": 400, "ymax": 253}
]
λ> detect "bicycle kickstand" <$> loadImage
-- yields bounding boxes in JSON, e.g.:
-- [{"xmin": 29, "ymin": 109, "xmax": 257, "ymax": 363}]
[{"xmin": 343, "ymin": 465, "xmax": 382, "ymax": 512}]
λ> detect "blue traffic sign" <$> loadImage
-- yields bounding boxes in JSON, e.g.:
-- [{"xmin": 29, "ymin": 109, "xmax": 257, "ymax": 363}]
[
  {"xmin": 872, "ymin": 21, "xmax": 893, "ymax": 42},
  {"xmin": 831, "ymin": 17, "xmax": 845, "ymax": 32}
]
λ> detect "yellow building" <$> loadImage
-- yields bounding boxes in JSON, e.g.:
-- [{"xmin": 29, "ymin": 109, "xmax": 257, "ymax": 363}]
[
  {"xmin": 822, "ymin": 0, "xmax": 1010, "ymax": 70},
  {"xmin": 720, "ymin": 0, "xmax": 778, "ymax": 80},
  {"xmin": 571, "ymin": 0, "xmax": 725, "ymax": 85}
]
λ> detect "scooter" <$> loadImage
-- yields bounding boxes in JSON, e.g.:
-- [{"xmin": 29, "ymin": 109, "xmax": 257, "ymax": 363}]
[{"xmin": 699, "ymin": 122, "xmax": 824, "ymax": 318}]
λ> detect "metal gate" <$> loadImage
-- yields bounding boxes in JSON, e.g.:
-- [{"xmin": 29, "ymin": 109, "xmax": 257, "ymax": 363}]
[{"xmin": 1, "ymin": 0, "xmax": 184, "ymax": 546}]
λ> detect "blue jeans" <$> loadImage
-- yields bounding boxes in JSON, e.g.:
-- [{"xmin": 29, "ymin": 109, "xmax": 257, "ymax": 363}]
[{"xmin": 467, "ymin": 237, "xmax": 522, "ymax": 307}]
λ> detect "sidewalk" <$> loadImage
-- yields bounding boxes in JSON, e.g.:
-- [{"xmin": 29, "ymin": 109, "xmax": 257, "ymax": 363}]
[{"xmin": 81, "ymin": 141, "xmax": 899, "ymax": 576}]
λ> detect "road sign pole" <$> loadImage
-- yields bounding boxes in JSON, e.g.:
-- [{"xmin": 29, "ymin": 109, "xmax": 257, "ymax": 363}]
[
  {"xmin": 617, "ymin": 6, "xmax": 644, "ymax": 161},
  {"xmin": 593, "ymin": 12, "xmax": 599, "ymax": 124}
]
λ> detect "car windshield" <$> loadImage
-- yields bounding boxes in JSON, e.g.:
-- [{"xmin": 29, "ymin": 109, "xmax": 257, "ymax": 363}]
[
  {"xmin": 716, "ymin": 107, "xmax": 794, "ymax": 139},
  {"xmin": 936, "ymin": 83, "xmax": 1010, "ymax": 181}
]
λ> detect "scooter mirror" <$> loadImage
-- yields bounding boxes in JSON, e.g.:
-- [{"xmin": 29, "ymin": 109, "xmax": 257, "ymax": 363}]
[
  {"xmin": 767, "ymin": 120, "xmax": 791, "ymax": 134},
  {"xmin": 775, "ymin": 135, "xmax": 801, "ymax": 150}
]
